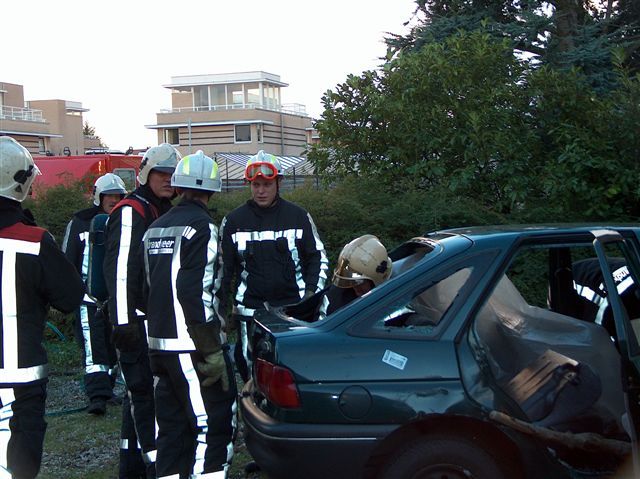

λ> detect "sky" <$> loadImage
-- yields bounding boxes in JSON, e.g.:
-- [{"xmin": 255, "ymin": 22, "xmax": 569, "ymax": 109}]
[{"xmin": 3, "ymin": 0, "xmax": 419, "ymax": 151}]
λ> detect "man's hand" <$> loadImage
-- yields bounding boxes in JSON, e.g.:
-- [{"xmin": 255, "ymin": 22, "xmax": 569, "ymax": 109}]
[
  {"xmin": 111, "ymin": 323, "xmax": 140, "ymax": 352},
  {"xmin": 196, "ymin": 350, "xmax": 229, "ymax": 391}
]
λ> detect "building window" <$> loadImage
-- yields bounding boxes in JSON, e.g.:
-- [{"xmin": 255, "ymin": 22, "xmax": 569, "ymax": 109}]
[
  {"xmin": 38, "ymin": 138, "xmax": 46, "ymax": 153},
  {"xmin": 256, "ymin": 124, "xmax": 263, "ymax": 143},
  {"xmin": 165, "ymin": 128, "xmax": 179, "ymax": 145},
  {"xmin": 194, "ymin": 86, "xmax": 209, "ymax": 110},
  {"xmin": 232, "ymin": 91, "xmax": 244, "ymax": 106},
  {"xmin": 235, "ymin": 124, "xmax": 251, "ymax": 143}
]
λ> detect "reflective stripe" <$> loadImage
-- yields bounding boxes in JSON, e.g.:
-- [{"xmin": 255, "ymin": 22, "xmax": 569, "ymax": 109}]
[
  {"xmin": 317, "ymin": 294, "xmax": 330, "ymax": 321},
  {"xmin": 158, "ymin": 474, "xmax": 180, "ymax": 479},
  {"xmin": 307, "ymin": 213, "xmax": 329, "ymax": 290},
  {"xmin": 120, "ymin": 439, "xmax": 142, "ymax": 450},
  {"xmin": 0, "ymin": 365, "xmax": 48, "ymax": 383},
  {"xmin": 177, "ymin": 353, "xmax": 209, "ymax": 476},
  {"xmin": 202, "ymin": 224, "xmax": 217, "ymax": 326},
  {"xmin": 0, "ymin": 389, "xmax": 16, "ymax": 477},
  {"xmin": 231, "ymin": 229, "xmax": 302, "ymax": 251},
  {"xmin": 80, "ymin": 231, "xmax": 90, "ymax": 282},
  {"xmin": 143, "ymin": 449, "xmax": 157, "ymax": 463},
  {"xmin": 148, "ymin": 336, "xmax": 195, "ymax": 352},
  {"xmin": 211, "ymin": 217, "xmax": 227, "ymax": 321},
  {"xmin": 82, "ymin": 294, "xmax": 97, "ymax": 304},
  {"xmin": 239, "ymin": 322, "xmax": 251, "ymax": 372},
  {"xmin": 116, "ymin": 207, "xmax": 133, "ymax": 325},
  {"xmin": 61, "ymin": 220, "xmax": 73, "ymax": 253},
  {"xmin": 235, "ymin": 304, "xmax": 255, "ymax": 317},
  {"xmin": 169, "ymin": 235, "xmax": 195, "ymax": 347},
  {"xmin": 0, "ymin": 238, "xmax": 40, "ymax": 256},
  {"xmin": 80, "ymin": 304, "xmax": 94, "ymax": 370},
  {"xmin": 1, "ymin": 239, "xmax": 40, "ymax": 371},
  {"xmin": 86, "ymin": 364, "xmax": 110, "ymax": 374}
]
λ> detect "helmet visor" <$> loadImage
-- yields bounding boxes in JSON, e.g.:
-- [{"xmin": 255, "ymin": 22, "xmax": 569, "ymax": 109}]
[
  {"xmin": 245, "ymin": 162, "xmax": 278, "ymax": 181},
  {"xmin": 332, "ymin": 257, "xmax": 368, "ymax": 288}
]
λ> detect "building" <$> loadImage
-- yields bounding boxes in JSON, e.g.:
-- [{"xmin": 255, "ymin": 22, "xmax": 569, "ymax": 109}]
[
  {"xmin": 146, "ymin": 71, "xmax": 314, "ymax": 158},
  {"xmin": 0, "ymin": 81, "xmax": 98, "ymax": 155}
]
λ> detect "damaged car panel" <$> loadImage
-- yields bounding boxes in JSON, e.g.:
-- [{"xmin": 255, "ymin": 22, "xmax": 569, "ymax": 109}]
[{"xmin": 240, "ymin": 225, "xmax": 640, "ymax": 479}]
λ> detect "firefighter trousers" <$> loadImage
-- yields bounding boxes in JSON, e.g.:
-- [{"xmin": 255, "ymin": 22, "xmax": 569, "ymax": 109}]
[
  {"xmin": 232, "ymin": 315, "xmax": 252, "ymax": 383},
  {"xmin": 75, "ymin": 303, "xmax": 117, "ymax": 402},
  {"xmin": 0, "ymin": 382, "xmax": 47, "ymax": 479},
  {"xmin": 118, "ymin": 332, "xmax": 157, "ymax": 479},
  {"xmin": 150, "ymin": 350, "xmax": 237, "ymax": 478}
]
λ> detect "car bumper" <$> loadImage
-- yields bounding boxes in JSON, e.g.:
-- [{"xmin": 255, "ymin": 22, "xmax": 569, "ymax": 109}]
[{"xmin": 240, "ymin": 380, "xmax": 396, "ymax": 479}]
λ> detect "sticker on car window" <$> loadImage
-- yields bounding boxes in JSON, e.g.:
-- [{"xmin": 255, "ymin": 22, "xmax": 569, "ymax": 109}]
[{"xmin": 382, "ymin": 350, "xmax": 407, "ymax": 370}]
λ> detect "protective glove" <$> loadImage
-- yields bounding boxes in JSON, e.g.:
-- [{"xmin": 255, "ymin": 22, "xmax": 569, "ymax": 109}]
[
  {"xmin": 111, "ymin": 323, "xmax": 140, "ymax": 352},
  {"xmin": 196, "ymin": 350, "xmax": 229, "ymax": 391}
]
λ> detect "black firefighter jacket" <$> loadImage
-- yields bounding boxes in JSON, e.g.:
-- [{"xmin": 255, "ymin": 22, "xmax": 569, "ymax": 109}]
[
  {"xmin": 213, "ymin": 196, "xmax": 329, "ymax": 318},
  {"xmin": 103, "ymin": 186, "xmax": 172, "ymax": 327},
  {"xmin": 0, "ymin": 198, "xmax": 84, "ymax": 385},
  {"xmin": 143, "ymin": 199, "xmax": 222, "ymax": 353},
  {"xmin": 61, "ymin": 205, "xmax": 103, "ymax": 303}
]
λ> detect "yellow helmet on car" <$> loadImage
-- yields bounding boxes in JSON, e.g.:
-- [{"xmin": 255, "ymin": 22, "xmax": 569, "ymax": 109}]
[{"xmin": 333, "ymin": 235, "xmax": 392, "ymax": 288}]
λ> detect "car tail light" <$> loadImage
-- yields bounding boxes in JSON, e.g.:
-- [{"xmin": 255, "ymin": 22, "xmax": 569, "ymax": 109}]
[{"xmin": 255, "ymin": 358, "xmax": 301, "ymax": 408}]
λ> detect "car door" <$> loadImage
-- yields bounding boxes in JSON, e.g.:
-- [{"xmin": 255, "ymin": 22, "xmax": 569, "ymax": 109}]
[{"xmin": 591, "ymin": 229, "xmax": 640, "ymax": 475}]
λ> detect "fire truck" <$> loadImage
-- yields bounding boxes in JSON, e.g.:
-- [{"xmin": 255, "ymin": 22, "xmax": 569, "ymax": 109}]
[{"xmin": 32, "ymin": 154, "xmax": 141, "ymax": 195}]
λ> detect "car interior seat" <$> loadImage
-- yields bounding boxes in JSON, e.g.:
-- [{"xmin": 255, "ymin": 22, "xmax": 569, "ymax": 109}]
[{"xmin": 474, "ymin": 275, "xmax": 626, "ymax": 436}]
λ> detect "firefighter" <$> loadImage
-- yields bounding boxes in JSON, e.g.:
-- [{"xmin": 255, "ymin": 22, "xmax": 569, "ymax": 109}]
[
  {"xmin": 213, "ymin": 150, "xmax": 329, "ymax": 382},
  {"xmin": 104, "ymin": 143, "xmax": 180, "ymax": 478},
  {"xmin": 62, "ymin": 173, "xmax": 127, "ymax": 415},
  {"xmin": 0, "ymin": 136, "xmax": 84, "ymax": 478},
  {"xmin": 322, "ymin": 234, "xmax": 392, "ymax": 317},
  {"xmin": 288, "ymin": 234, "xmax": 393, "ymax": 322},
  {"xmin": 143, "ymin": 151, "xmax": 237, "ymax": 478},
  {"xmin": 572, "ymin": 257, "xmax": 640, "ymax": 336}
]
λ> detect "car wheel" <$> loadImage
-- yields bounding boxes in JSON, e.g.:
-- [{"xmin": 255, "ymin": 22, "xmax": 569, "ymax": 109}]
[{"xmin": 380, "ymin": 436, "xmax": 507, "ymax": 479}]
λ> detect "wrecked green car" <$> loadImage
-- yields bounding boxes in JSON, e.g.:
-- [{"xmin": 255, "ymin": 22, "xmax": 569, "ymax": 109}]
[{"xmin": 240, "ymin": 225, "xmax": 640, "ymax": 479}]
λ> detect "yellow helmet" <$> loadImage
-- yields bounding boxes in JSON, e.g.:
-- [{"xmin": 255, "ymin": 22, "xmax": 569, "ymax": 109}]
[{"xmin": 333, "ymin": 235, "xmax": 392, "ymax": 288}]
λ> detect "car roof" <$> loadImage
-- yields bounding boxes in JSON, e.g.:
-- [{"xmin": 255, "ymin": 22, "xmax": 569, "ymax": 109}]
[{"xmin": 434, "ymin": 223, "xmax": 640, "ymax": 240}]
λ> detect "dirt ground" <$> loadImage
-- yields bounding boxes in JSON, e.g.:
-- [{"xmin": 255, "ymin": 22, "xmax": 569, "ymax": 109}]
[{"xmin": 39, "ymin": 367, "xmax": 264, "ymax": 478}]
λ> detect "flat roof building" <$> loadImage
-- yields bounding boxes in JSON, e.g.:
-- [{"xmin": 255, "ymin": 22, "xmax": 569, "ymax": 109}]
[
  {"xmin": 146, "ymin": 71, "xmax": 314, "ymax": 158},
  {"xmin": 0, "ymin": 81, "xmax": 97, "ymax": 155}
]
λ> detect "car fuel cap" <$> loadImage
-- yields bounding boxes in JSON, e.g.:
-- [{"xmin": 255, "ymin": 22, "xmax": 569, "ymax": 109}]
[{"xmin": 338, "ymin": 386, "xmax": 372, "ymax": 419}]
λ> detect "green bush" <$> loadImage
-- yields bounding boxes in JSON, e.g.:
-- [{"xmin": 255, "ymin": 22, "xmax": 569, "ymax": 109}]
[{"xmin": 25, "ymin": 179, "xmax": 91, "ymax": 243}]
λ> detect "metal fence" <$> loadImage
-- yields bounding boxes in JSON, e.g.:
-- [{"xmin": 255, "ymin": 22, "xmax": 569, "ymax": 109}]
[
  {"xmin": 221, "ymin": 175, "xmax": 320, "ymax": 192},
  {"xmin": 0, "ymin": 105, "xmax": 44, "ymax": 122}
]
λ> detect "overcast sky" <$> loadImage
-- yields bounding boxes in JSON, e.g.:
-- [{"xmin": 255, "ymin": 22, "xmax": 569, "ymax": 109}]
[{"xmin": 3, "ymin": 0, "xmax": 418, "ymax": 150}]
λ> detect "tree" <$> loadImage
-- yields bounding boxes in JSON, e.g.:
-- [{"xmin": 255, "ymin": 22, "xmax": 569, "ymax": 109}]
[
  {"xmin": 386, "ymin": 0, "xmax": 640, "ymax": 90},
  {"xmin": 310, "ymin": 28, "xmax": 640, "ymax": 219},
  {"xmin": 82, "ymin": 122, "xmax": 106, "ymax": 148}
]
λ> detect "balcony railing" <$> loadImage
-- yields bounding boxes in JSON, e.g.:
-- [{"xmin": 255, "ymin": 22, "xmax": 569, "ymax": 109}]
[
  {"xmin": 0, "ymin": 105, "xmax": 45, "ymax": 122},
  {"xmin": 159, "ymin": 102, "xmax": 308, "ymax": 116}
]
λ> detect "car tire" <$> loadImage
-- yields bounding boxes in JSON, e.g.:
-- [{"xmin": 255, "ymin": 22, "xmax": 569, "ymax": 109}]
[{"xmin": 380, "ymin": 436, "xmax": 507, "ymax": 479}]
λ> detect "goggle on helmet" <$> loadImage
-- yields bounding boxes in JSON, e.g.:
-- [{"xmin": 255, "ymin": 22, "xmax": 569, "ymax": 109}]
[{"xmin": 245, "ymin": 150, "xmax": 283, "ymax": 181}]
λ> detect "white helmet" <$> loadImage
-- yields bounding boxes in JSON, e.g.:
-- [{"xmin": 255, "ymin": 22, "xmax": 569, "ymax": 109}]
[
  {"xmin": 171, "ymin": 150, "xmax": 222, "ymax": 192},
  {"xmin": 137, "ymin": 143, "xmax": 181, "ymax": 185},
  {"xmin": 0, "ymin": 136, "xmax": 41, "ymax": 202},
  {"xmin": 333, "ymin": 235, "xmax": 392, "ymax": 288},
  {"xmin": 93, "ymin": 173, "xmax": 127, "ymax": 206},
  {"xmin": 244, "ymin": 150, "xmax": 283, "ymax": 181}
]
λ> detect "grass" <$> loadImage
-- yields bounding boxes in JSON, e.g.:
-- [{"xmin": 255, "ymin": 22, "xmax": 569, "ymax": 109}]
[{"xmin": 41, "ymin": 337, "xmax": 266, "ymax": 479}]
